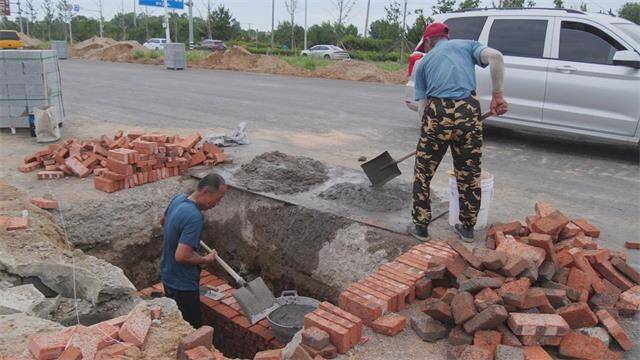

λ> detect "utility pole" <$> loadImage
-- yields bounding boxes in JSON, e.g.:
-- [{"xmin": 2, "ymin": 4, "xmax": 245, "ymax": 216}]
[
  {"xmin": 187, "ymin": 1, "xmax": 193, "ymax": 47},
  {"xmin": 69, "ymin": 10, "xmax": 73, "ymax": 44},
  {"xmin": 133, "ymin": 0, "xmax": 137, "ymax": 27},
  {"xmin": 164, "ymin": 0, "xmax": 171, "ymax": 42},
  {"xmin": 98, "ymin": 0, "xmax": 104, "ymax": 37},
  {"xmin": 270, "ymin": 0, "xmax": 275, "ymax": 52},
  {"xmin": 400, "ymin": 0, "xmax": 407, "ymax": 63},
  {"xmin": 304, "ymin": 0, "xmax": 307, "ymax": 50},
  {"xmin": 364, "ymin": 0, "xmax": 370, "ymax": 38},
  {"xmin": 17, "ymin": 0, "xmax": 24, "ymax": 33}
]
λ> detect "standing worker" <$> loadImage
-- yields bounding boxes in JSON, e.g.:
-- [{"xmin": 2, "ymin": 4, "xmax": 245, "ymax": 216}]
[
  {"xmin": 160, "ymin": 173, "xmax": 227, "ymax": 327},
  {"xmin": 408, "ymin": 22, "xmax": 508, "ymax": 243}
]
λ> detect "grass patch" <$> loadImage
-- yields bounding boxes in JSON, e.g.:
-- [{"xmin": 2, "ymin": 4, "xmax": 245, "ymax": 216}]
[
  {"xmin": 186, "ymin": 50, "xmax": 209, "ymax": 63},
  {"xmin": 373, "ymin": 61, "xmax": 406, "ymax": 73},
  {"xmin": 36, "ymin": 41, "xmax": 51, "ymax": 50},
  {"xmin": 280, "ymin": 56, "xmax": 333, "ymax": 71},
  {"xmin": 132, "ymin": 49, "xmax": 163, "ymax": 60}
]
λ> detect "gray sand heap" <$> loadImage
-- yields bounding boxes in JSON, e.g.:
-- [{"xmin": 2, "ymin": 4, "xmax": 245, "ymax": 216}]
[{"xmin": 319, "ymin": 182, "xmax": 412, "ymax": 212}]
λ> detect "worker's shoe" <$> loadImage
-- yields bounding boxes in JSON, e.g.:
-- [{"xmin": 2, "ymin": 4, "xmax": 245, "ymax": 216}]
[
  {"xmin": 407, "ymin": 224, "xmax": 430, "ymax": 242},
  {"xmin": 454, "ymin": 224, "xmax": 475, "ymax": 243}
]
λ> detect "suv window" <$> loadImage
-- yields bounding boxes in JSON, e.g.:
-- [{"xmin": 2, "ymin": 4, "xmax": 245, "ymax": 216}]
[
  {"xmin": 488, "ymin": 19, "xmax": 547, "ymax": 58},
  {"xmin": 0, "ymin": 31, "xmax": 19, "ymax": 40},
  {"xmin": 444, "ymin": 16, "xmax": 487, "ymax": 41},
  {"xmin": 559, "ymin": 21, "xmax": 625, "ymax": 65}
]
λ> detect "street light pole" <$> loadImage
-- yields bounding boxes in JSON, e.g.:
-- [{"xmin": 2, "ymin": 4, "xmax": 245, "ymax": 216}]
[
  {"xmin": 98, "ymin": 0, "xmax": 104, "ymax": 37},
  {"xmin": 164, "ymin": 0, "xmax": 171, "ymax": 42},
  {"xmin": 187, "ymin": 0, "xmax": 194, "ymax": 47},
  {"xmin": 133, "ymin": 0, "xmax": 137, "ymax": 27},
  {"xmin": 400, "ymin": 0, "xmax": 407, "ymax": 63},
  {"xmin": 304, "ymin": 0, "xmax": 307, "ymax": 50},
  {"xmin": 364, "ymin": 0, "xmax": 370, "ymax": 38},
  {"xmin": 271, "ymin": 0, "xmax": 275, "ymax": 52}
]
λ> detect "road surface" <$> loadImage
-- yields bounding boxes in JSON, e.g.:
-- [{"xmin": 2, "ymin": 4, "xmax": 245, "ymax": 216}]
[{"xmin": 60, "ymin": 60, "xmax": 639, "ymax": 261}]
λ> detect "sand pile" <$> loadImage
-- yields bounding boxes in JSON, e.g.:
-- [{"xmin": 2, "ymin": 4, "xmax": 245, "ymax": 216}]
[
  {"xmin": 70, "ymin": 36, "xmax": 117, "ymax": 57},
  {"xmin": 315, "ymin": 61, "xmax": 407, "ymax": 84},
  {"xmin": 319, "ymin": 182, "xmax": 412, "ymax": 212},
  {"xmin": 190, "ymin": 46, "xmax": 304, "ymax": 76},
  {"xmin": 234, "ymin": 151, "xmax": 329, "ymax": 194},
  {"xmin": 84, "ymin": 41, "xmax": 147, "ymax": 62},
  {"xmin": 17, "ymin": 32, "xmax": 42, "ymax": 49}
]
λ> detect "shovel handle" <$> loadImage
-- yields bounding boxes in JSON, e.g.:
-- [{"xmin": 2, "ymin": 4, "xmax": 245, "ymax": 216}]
[{"xmin": 200, "ymin": 241, "xmax": 246, "ymax": 287}]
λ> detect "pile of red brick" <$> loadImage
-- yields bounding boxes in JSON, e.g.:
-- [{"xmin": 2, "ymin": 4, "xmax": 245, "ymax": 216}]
[
  {"xmin": 297, "ymin": 202, "xmax": 639, "ymax": 360},
  {"xmin": 18, "ymin": 131, "xmax": 228, "ymax": 193},
  {"xmin": 140, "ymin": 270, "xmax": 283, "ymax": 359},
  {"xmin": 27, "ymin": 303, "xmax": 160, "ymax": 359}
]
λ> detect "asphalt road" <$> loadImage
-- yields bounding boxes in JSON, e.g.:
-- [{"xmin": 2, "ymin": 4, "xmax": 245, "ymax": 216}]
[{"xmin": 60, "ymin": 60, "xmax": 639, "ymax": 263}]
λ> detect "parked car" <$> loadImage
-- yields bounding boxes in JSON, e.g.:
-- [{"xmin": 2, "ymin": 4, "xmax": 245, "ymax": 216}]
[
  {"xmin": 199, "ymin": 39, "xmax": 226, "ymax": 51},
  {"xmin": 406, "ymin": 8, "xmax": 640, "ymax": 146},
  {"xmin": 301, "ymin": 45, "xmax": 350, "ymax": 60},
  {"xmin": 0, "ymin": 30, "xmax": 23, "ymax": 49},
  {"xmin": 143, "ymin": 38, "xmax": 167, "ymax": 51}
]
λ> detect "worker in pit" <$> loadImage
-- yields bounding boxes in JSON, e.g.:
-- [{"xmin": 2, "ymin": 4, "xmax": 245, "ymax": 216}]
[
  {"xmin": 160, "ymin": 173, "xmax": 227, "ymax": 327},
  {"xmin": 408, "ymin": 22, "xmax": 508, "ymax": 243}
]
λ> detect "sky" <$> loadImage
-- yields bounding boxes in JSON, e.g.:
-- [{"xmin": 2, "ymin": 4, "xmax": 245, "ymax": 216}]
[{"xmin": 7, "ymin": 0, "xmax": 631, "ymax": 33}]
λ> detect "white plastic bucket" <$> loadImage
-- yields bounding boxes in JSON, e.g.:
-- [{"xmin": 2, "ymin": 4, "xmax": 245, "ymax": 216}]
[{"xmin": 448, "ymin": 171, "xmax": 494, "ymax": 229}]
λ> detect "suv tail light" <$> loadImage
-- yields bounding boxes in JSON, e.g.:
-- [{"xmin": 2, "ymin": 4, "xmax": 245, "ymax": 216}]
[{"xmin": 407, "ymin": 52, "xmax": 425, "ymax": 77}]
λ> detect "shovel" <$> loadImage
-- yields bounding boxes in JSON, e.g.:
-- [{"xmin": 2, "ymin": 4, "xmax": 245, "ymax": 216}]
[
  {"xmin": 362, "ymin": 111, "xmax": 493, "ymax": 187},
  {"xmin": 200, "ymin": 241, "xmax": 277, "ymax": 325}
]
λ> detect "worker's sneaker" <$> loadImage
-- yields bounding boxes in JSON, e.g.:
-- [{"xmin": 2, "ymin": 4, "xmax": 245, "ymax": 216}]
[
  {"xmin": 407, "ymin": 224, "xmax": 429, "ymax": 242},
  {"xmin": 454, "ymin": 224, "xmax": 475, "ymax": 243}
]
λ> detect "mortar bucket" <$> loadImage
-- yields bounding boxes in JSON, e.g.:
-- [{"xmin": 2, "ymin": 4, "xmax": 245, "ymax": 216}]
[
  {"xmin": 266, "ymin": 290, "xmax": 319, "ymax": 343},
  {"xmin": 447, "ymin": 171, "xmax": 494, "ymax": 229}
]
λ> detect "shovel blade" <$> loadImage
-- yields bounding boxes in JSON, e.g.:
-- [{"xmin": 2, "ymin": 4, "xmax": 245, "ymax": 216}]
[
  {"xmin": 233, "ymin": 277, "xmax": 277, "ymax": 325},
  {"xmin": 361, "ymin": 151, "xmax": 402, "ymax": 187}
]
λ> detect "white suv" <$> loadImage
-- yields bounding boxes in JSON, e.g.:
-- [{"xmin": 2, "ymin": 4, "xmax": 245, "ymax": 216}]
[
  {"xmin": 143, "ymin": 38, "xmax": 167, "ymax": 51},
  {"xmin": 406, "ymin": 8, "xmax": 640, "ymax": 146}
]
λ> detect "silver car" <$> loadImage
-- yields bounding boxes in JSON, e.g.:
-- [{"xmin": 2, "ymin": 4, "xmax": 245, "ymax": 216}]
[
  {"xmin": 301, "ymin": 45, "xmax": 350, "ymax": 60},
  {"xmin": 406, "ymin": 8, "xmax": 640, "ymax": 146}
]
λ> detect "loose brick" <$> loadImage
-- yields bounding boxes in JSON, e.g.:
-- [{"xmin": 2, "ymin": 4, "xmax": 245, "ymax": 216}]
[
  {"xmin": 422, "ymin": 298, "xmax": 452, "ymax": 324},
  {"xmin": 459, "ymin": 277, "xmax": 503, "ymax": 293},
  {"xmin": 108, "ymin": 148, "xmax": 138, "ymax": 164},
  {"xmin": 473, "ymin": 330, "xmax": 501, "ymax": 358},
  {"xmin": 304, "ymin": 312, "xmax": 350, "ymax": 354},
  {"xmin": 441, "ymin": 288, "xmax": 458, "ymax": 304},
  {"xmin": 507, "ymin": 313, "xmax": 570, "ymax": 336},
  {"xmin": 5, "ymin": 217, "xmax": 28, "ymax": 231},
  {"xmin": 28, "ymin": 329, "xmax": 73, "ymax": 360},
  {"xmin": 410, "ymin": 314, "xmax": 449, "ymax": 342},
  {"xmin": 527, "ymin": 233, "xmax": 556, "ymax": 262},
  {"xmin": 556, "ymin": 302, "xmax": 598, "ymax": 328},
  {"xmin": 184, "ymin": 346, "xmax": 215, "ymax": 360},
  {"xmin": 571, "ymin": 252, "xmax": 606, "ymax": 293},
  {"xmin": 572, "ymin": 219, "xmax": 600, "ymax": 238},
  {"xmin": 448, "ymin": 325, "xmax": 473, "ymax": 345},
  {"xmin": 609, "ymin": 257, "xmax": 640, "ymax": 285},
  {"xmin": 475, "ymin": 248, "xmax": 508, "ymax": 271},
  {"xmin": 593, "ymin": 261, "xmax": 634, "ymax": 291},
  {"xmin": 619, "ymin": 285, "xmax": 640, "ymax": 310},
  {"xmin": 64, "ymin": 157, "xmax": 91, "ymax": 177},
  {"xmin": 497, "ymin": 323, "xmax": 522, "ymax": 346},
  {"xmin": 178, "ymin": 326, "xmax": 214, "ymax": 360},
  {"xmin": 589, "ymin": 278, "xmax": 621, "ymax": 311},
  {"xmin": 616, "ymin": 299, "xmax": 637, "ymax": 317},
  {"xmin": 498, "ymin": 278, "xmax": 531, "ymax": 307},
  {"xmin": 531, "ymin": 210, "xmax": 570, "ymax": 235},
  {"xmin": 37, "ymin": 170, "xmax": 65, "ymax": 180},
  {"xmin": 313, "ymin": 309, "xmax": 359, "ymax": 348},
  {"xmin": 534, "ymin": 202, "xmax": 555, "ymax": 218},
  {"xmin": 19, "ymin": 161, "xmax": 42, "ymax": 173},
  {"xmin": 595, "ymin": 309, "xmax": 634, "ymax": 351},
  {"xmin": 447, "ymin": 238, "xmax": 483, "ymax": 269},
  {"xmin": 58, "ymin": 346, "xmax": 82, "ymax": 360},
  {"xmin": 451, "ymin": 291, "xmax": 477, "ymax": 325},
  {"xmin": 556, "ymin": 248, "xmax": 574, "ymax": 269},
  {"xmin": 496, "ymin": 345, "xmax": 524, "ymax": 360},
  {"xmin": 522, "ymin": 346, "xmax": 552, "ymax": 360},
  {"xmin": 573, "ymin": 233, "xmax": 597, "ymax": 250},
  {"xmin": 463, "ymin": 305, "xmax": 509, "ymax": 334},
  {"xmin": 302, "ymin": 326, "xmax": 330, "ymax": 350},
  {"xmin": 559, "ymin": 331, "xmax": 609, "ymax": 360},
  {"xmin": 30, "ymin": 197, "xmax": 58, "ymax": 209},
  {"xmin": 625, "ymin": 241, "xmax": 640, "ymax": 250},
  {"xmin": 175, "ymin": 133, "xmax": 202, "ymax": 150},
  {"xmin": 254, "ymin": 349, "xmax": 282, "ymax": 360},
  {"xmin": 474, "ymin": 288, "xmax": 503, "ymax": 312},
  {"xmin": 415, "ymin": 278, "xmax": 433, "ymax": 300},
  {"xmin": 94, "ymin": 176, "xmax": 120, "ymax": 193},
  {"xmin": 487, "ymin": 221, "xmax": 523, "ymax": 239},
  {"xmin": 519, "ymin": 335, "xmax": 563, "ymax": 346},
  {"xmin": 522, "ymin": 287, "xmax": 550, "ymax": 309},
  {"xmin": 95, "ymin": 342, "xmax": 134, "ymax": 358},
  {"xmin": 496, "ymin": 237, "xmax": 546, "ymax": 273},
  {"xmin": 300, "ymin": 343, "xmax": 337, "ymax": 359},
  {"xmin": 567, "ymin": 267, "xmax": 592, "ymax": 294},
  {"xmin": 447, "ymin": 345, "xmax": 492, "ymax": 360},
  {"xmin": 370, "ymin": 313, "xmax": 406, "ymax": 336},
  {"xmin": 502, "ymin": 257, "xmax": 530, "ymax": 278},
  {"xmin": 118, "ymin": 308, "xmax": 152, "ymax": 347}
]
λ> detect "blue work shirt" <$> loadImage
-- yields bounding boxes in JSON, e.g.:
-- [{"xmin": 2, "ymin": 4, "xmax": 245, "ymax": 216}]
[
  {"xmin": 160, "ymin": 193, "xmax": 203, "ymax": 291},
  {"xmin": 414, "ymin": 39, "xmax": 487, "ymax": 101}
]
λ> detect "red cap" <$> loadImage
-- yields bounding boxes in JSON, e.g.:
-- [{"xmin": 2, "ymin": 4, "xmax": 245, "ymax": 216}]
[{"xmin": 423, "ymin": 22, "xmax": 449, "ymax": 40}]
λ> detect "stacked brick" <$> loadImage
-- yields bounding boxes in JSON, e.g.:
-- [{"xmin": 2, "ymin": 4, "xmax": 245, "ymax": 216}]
[
  {"xmin": 140, "ymin": 271, "xmax": 282, "ymax": 359},
  {"xmin": 17, "ymin": 131, "xmax": 229, "ymax": 193},
  {"xmin": 27, "ymin": 305, "xmax": 157, "ymax": 360}
]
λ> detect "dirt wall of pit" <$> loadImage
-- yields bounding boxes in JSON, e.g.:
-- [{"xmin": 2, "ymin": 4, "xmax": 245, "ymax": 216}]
[{"xmin": 202, "ymin": 186, "xmax": 415, "ymax": 301}]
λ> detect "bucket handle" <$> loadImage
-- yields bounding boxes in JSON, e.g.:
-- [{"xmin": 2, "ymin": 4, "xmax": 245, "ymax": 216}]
[{"xmin": 281, "ymin": 290, "xmax": 298, "ymax": 297}]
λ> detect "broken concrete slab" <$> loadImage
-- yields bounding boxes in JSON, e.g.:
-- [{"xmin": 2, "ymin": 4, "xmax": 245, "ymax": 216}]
[{"xmin": 0, "ymin": 284, "xmax": 46, "ymax": 315}]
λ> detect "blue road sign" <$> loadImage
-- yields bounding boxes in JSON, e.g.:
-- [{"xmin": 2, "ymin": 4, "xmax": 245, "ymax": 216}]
[{"xmin": 138, "ymin": 0, "xmax": 184, "ymax": 10}]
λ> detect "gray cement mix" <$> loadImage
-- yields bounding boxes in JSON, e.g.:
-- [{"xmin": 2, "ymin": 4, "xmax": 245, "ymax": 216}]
[
  {"xmin": 318, "ymin": 181, "xmax": 412, "ymax": 212},
  {"xmin": 268, "ymin": 304, "xmax": 315, "ymax": 328},
  {"xmin": 234, "ymin": 151, "xmax": 329, "ymax": 194}
]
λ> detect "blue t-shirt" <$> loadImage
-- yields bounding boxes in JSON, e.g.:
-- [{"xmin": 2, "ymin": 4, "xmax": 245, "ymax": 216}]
[
  {"xmin": 414, "ymin": 39, "xmax": 487, "ymax": 101},
  {"xmin": 160, "ymin": 193, "xmax": 203, "ymax": 291}
]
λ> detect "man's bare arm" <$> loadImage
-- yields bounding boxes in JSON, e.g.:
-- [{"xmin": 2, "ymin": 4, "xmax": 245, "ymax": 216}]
[{"xmin": 175, "ymin": 243, "xmax": 216, "ymax": 266}]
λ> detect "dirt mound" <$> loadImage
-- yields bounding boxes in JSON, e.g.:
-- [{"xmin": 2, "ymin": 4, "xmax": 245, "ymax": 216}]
[
  {"xmin": 234, "ymin": 151, "xmax": 329, "ymax": 194},
  {"xmin": 17, "ymin": 32, "xmax": 42, "ymax": 49},
  {"xmin": 71, "ymin": 37, "xmax": 117, "ymax": 57},
  {"xmin": 319, "ymin": 182, "xmax": 412, "ymax": 212},
  {"xmin": 315, "ymin": 61, "xmax": 407, "ymax": 84},
  {"xmin": 84, "ymin": 41, "xmax": 147, "ymax": 62},
  {"xmin": 190, "ymin": 46, "xmax": 304, "ymax": 76}
]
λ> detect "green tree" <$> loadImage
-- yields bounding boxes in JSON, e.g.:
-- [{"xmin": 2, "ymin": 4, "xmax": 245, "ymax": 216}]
[
  {"xmin": 273, "ymin": 21, "xmax": 304, "ymax": 49},
  {"xmin": 580, "ymin": 2, "xmax": 588, "ymax": 11},
  {"xmin": 527, "ymin": 1, "xmax": 536, "ymax": 8},
  {"xmin": 369, "ymin": 1, "xmax": 402, "ymax": 40},
  {"xmin": 554, "ymin": 0, "xmax": 564, "ymax": 8},
  {"xmin": 459, "ymin": 0, "xmax": 481, "ymax": 10},
  {"xmin": 432, "ymin": 0, "xmax": 456, "ymax": 14},
  {"xmin": 406, "ymin": 8, "xmax": 432, "ymax": 47},
  {"xmin": 501, "ymin": 0, "xmax": 525, "ymax": 7},
  {"xmin": 307, "ymin": 22, "xmax": 338, "ymax": 45},
  {"xmin": 42, "ymin": 0, "xmax": 55, "ymax": 40},
  {"xmin": 208, "ymin": 5, "xmax": 240, "ymax": 41},
  {"xmin": 619, "ymin": 2, "xmax": 640, "ymax": 24}
]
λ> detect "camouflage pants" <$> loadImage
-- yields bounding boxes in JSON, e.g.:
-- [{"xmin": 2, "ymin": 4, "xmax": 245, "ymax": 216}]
[{"xmin": 412, "ymin": 96, "xmax": 482, "ymax": 228}]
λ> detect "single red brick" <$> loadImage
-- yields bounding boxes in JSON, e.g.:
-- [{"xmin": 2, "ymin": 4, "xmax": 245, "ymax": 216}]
[
  {"xmin": 610, "ymin": 257, "xmax": 640, "ymax": 285},
  {"xmin": 447, "ymin": 238, "xmax": 483, "ymax": 270},
  {"xmin": 567, "ymin": 267, "xmax": 591, "ymax": 294},
  {"xmin": 534, "ymin": 202, "xmax": 555, "ymax": 217},
  {"xmin": 556, "ymin": 249, "xmax": 574, "ymax": 269},
  {"xmin": 519, "ymin": 335, "xmax": 563, "ymax": 346},
  {"xmin": 370, "ymin": 313, "xmax": 406, "ymax": 336},
  {"xmin": 572, "ymin": 219, "xmax": 600, "ymax": 238},
  {"xmin": 451, "ymin": 291, "xmax": 477, "ymax": 325},
  {"xmin": 343, "ymin": 286, "xmax": 387, "ymax": 316},
  {"xmin": 177, "ymin": 326, "xmax": 214, "ymax": 360},
  {"xmin": 95, "ymin": 342, "xmax": 134, "ymax": 358},
  {"xmin": 559, "ymin": 222, "xmax": 582, "ymax": 240},
  {"xmin": 29, "ymin": 329, "xmax": 74, "ymax": 360},
  {"xmin": 303, "ymin": 312, "xmax": 350, "ymax": 354},
  {"xmin": 30, "ymin": 197, "xmax": 59, "ymax": 209},
  {"xmin": 423, "ymin": 298, "xmax": 452, "ymax": 324},
  {"xmin": 523, "ymin": 345, "xmax": 553, "ymax": 360},
  {"xmin": 625, "ymin": 241, "xmax": 640, "ymax": 250},
  {"xmin": 302, "ymin": 326, "xmax": 331, "ymax": 350},
  {"xmin": 463, "ymin": 305, "xmax": 509, "ymax": 334},
  {"xmin": 5, "ymin": 217, "xmax": 28, "ymax": 231},
  {"xmin": 175, "ymin": 133, "xmax": 202, "ymax": 150},
  {"xmin": 231, "ymin": 315, "xmax": 251, "ymax": 329},
  {"xmin": 571, "ymin": 252, "xmax": 606, "ymax": 293},
  {"xmin": 118, "ymin": 308, "xmax": 152, "ymax": 347},
  {"xmin": 498, "ymin": 278, "xmax": 531, "ymax": 308},
  {"xmin": 507, "ymin": 313, "xmax": 570, "ymax": 336},
  {"xmin": 58, "ymin": 346, "xmax": 82, "ymax": 360},
  {"xmin": 301, "ymin": 343, "xmax": 337, "ymax": 359},
  {"xmin": 37, "ymin": 170, "xmax": 65, "ymax": 180},
  {"xmin": 559, "ymin": 331, "xmax": 609, "ymax": 360},
  {"xmin": 249, "ymin": 324, "xmax": 275, "ymax": 342},
  {"xmin": 473, "ymin": 330, "xmax": 501, "ymax": 358},
  {"xmin": 527, "ymin": 233, "xmax": 557, "ymax": 264},
  {"xmin": 64, "ymin": 157, "xmax": 91, "ymax": 177},
  {"xmin": 19, "ymin": 161, "xmax": 42, "ymax": 173},
  {"xmin": 531, "ymin": 211, "xmax": 570, "ymax": 235},
  {"xmin": 317, "ymin": 301, "xmax": 363, "ymax": 337},
  {"xmin": 593, "ymin": 261, "xmax": 634, "ymax": 291},
  {"xmin": 595, "ymin": 309, "xmax": 634, "ymax": 351},
  {"xmin": 556, "ymin": 302, "xmax": 598, "ymax": 329},
  {"xmin": 184, "ymin": 345, "xmax": 215, "ymax": 360},
  {"xmin": 521, "ymin": 287, "xmax": 550, "ymax": 310},
  {"xmin": 313, "ymin": 308, "xmax": 359, "ymax": 348},
  {"xmin": 253, "ymin": 349, "xmax": 282, "ymax": 360},
  {"xmin": 474, "ymin": 288, "xmax": 503, "ymax": 311}
]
